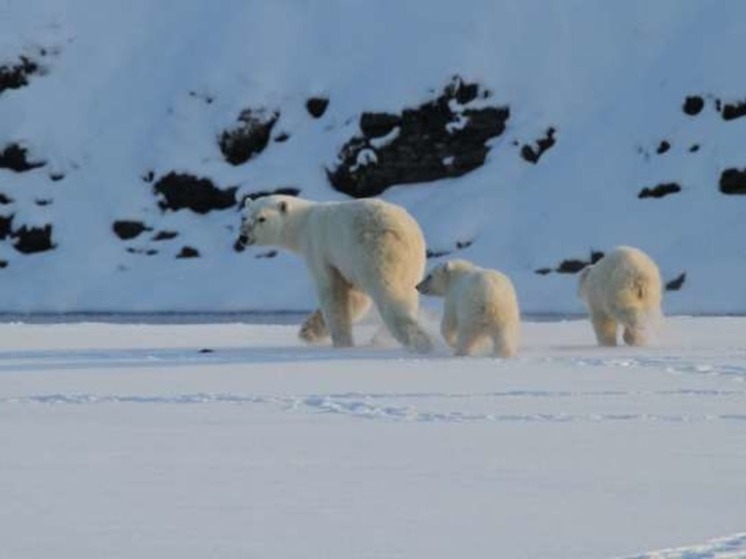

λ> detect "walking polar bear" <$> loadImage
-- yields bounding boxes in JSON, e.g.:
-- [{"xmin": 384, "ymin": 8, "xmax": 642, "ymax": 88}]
[
  {"xmin": 417, "ymin": 259, "xmax": 520, "ymax": 357},
  {"xmin": 235, "ymin": 195, "xmax": 433, "ymax": 353},
  {"xmin": 578, "ymin": 246, "xmax": 663, "ymax": 346}
]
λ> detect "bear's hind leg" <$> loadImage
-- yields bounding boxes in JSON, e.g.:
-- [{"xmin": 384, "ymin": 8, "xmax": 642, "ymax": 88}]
[
  {"xmin": 374, "ymin": 292, "xmax": 433, "ymax": 354},
  {"xmin": 455, "ymin": 324, "xmax": 484, "ymax": 357},
  {"xmin": 591, "ymin": 311, "xmax": 618, "ymax": 346},
  {"xmin": 491, "ymin": 326, "xmax": 518, "ymax": 358}
]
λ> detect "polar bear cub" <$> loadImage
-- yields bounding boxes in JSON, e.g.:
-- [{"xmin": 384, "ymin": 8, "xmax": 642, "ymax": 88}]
[
  {"xmin": 578, "ymin": 246, "xmax": 663, "ymax": 347},
  {"xmin": 417, "ymin": 259, "xmax": 520, "ymax": 357},
  {"xmin": 235, "ymin": 194, "xmax": 433, "ymax": 353}
]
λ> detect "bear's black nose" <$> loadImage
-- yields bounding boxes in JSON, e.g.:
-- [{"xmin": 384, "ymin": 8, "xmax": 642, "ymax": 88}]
[{"xmin": 233, "ymin": 236, "xmax": 247, "ymax": 252}]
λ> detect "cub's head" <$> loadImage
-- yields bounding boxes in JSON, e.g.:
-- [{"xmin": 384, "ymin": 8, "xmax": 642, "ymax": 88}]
[
  {"xmin": 416, "ymin": 259, "xmax": 474, "ymax": 297},
  {"xmin": 234, "ymin": 195, "xmax": 294, "ymax": 251}
]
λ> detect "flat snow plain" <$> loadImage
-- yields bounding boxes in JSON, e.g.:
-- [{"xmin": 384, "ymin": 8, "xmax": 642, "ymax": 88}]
[{"xmin": 0, "ymin": 316, "xmax": 744, "ymax": 559}]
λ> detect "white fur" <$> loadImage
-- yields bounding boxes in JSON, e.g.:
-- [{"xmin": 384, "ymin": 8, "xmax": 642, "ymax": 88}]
[
  {"xmin": 417, "ymin": 259, "xmax": 520, "ymax": 357},
  {"xmin": 238, "ymin": 195, "xmax": 432, "ymax": 353},
  {"xmin": 578, "ymin": 246, "xmax": 663, "ymax": 346}
]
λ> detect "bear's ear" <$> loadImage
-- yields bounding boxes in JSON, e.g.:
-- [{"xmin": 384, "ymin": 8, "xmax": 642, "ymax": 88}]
[
  {"xmin": 443, "ymin": 261, "xmax": 454, "ymax": 273},
  {"xmin": 278, "ymin": 200, "xmax": 289, "ymax": 214}
]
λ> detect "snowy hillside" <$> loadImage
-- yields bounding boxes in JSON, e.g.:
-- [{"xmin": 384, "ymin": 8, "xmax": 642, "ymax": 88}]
[{"xmin": 1, "ymin": 0, "xmax": 745, "ymax": 313}]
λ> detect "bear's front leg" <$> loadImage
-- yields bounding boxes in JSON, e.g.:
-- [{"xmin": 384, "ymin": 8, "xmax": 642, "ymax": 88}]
[
  {"xmin": 314, "ymin": 267, "xmax": 354, "ymax": 348},
  {"xmin": 299, "ymin": 310, "xmax": 329, "ymax": 344},
  {"xmin": 440, "ymin": 306, "xmax": 458, "ymax": 350}
]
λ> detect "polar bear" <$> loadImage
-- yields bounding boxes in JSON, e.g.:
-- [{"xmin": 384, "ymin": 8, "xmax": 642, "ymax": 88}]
[
  {"xmin": 235, "ymin": 195, "xmax": 433, "ymax": 353},
  {"xmin": 577, "ymin": 246, "xmax": 663, "ymax": 347},
  {"xmin": 416, "ymin": 259, "xmax": 520, "ymax": 357}
]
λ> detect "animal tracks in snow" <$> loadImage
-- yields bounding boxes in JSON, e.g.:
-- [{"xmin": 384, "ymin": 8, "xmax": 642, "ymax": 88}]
[
  {"xmin": 623, "ymin": 531, "xmax": 746, "ymax": 559},
  {"xmin": 4, "ymin": 389, "xmax": 746, "ymax": 424}
]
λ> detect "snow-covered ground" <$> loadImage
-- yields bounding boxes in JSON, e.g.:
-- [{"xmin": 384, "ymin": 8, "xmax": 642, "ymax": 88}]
[{"xmin": 1, "ymin": 316, "xmax": 744, "ymax": 558}]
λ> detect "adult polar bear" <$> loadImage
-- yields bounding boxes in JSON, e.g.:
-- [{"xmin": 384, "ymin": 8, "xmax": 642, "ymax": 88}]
[{"xmin": 236, "ymin": 195, "xmax": 433, "ymax": 353}]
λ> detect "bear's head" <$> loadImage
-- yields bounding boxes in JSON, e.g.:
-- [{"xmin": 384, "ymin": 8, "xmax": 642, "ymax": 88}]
[
  {"xmin": 235, "ymin": 195, "xmax": 296, "ymax": 251},
  {"xmin": 416, "ymin": 259, "xmax": 475, "ymax": 297}
]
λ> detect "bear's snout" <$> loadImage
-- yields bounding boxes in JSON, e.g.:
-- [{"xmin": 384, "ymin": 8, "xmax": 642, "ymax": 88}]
[
  {"xmin": 416, "ymin": 278, "xmax": 430, "ymax": 294},
  {"xmin": 234, "ymin": 233, "xmax": 250, "ymax": 252}
]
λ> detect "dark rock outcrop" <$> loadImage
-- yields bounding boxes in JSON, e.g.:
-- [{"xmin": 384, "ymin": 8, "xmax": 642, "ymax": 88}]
[
  {"xmin": 219, "ymin": 108, "xmax": 279, "ymax": 165},
  {"xmin": 113, "ymin": 220, "xmax": 150, "ymax": 240},
  {"xmin": 521, "ymin": 127, "xmax": 556, "ymax": 164},
  {"xmin": 327, "ymin": 77, "xmax": 510, "ymax": 198},
  {"xmin": 11, "ymin": 224, "xmax": 55, "ymax": 254},
  {"xmin": 0, "ymin": 214, "xmax": 13, "ymax": 239},
  {"xmin": 154, "ymin": 172, "xmax": 238, "ymax": 213},
  {"xmin": 682, "ymin": 95, "xmax": 704, "ymax": 116},
  {"xmin": 719, "ymin": 168, "xmax": 746, "ymax": 194},
  {"xmin": 656, "ymin": 140, "xmax": 671, "ymax": 155},
  {"xmin": 0, "ymin": 143, "xmax": 46, "ymax": 172},
  {"xmin": 638, "ymin": 182, "xmax": 681, "ymax": 199},
  {"xmin": 665, "ymin": 272, "xmax": 686, "ymax": 291},
  {"xmin": 426, "ymin": 239, "xmax": 473, "ymax": 259},
  {"xmin": 0, "ymin": 56, "xmax": 39, "ymax": 95},
  {"xmin": 536, "ymin": 250, "xmax": 604, "ymax": 275},
  {"xmin": 176, "ymin": 246, "xmax": 200, "ymax": 258},
  {"xmin": 152, "ymin": 230, "xmax": 178, "ymax": 241},
  {"xmin": 721, "ymin": 100, "xmax": 746, "ymax": 122},
  {"xmin": 306, "ymin": 97, "xmax": 329, "ymax": 118}
]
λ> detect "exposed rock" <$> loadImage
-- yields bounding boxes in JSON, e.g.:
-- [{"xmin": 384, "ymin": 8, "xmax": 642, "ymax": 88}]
[
  {"xmin": 721, "ymin": 100, "xmax": 746, "ymax": 121},
  {"xmin": 689, "ymin": 144, "xmax": 700, "ymax": 153},
  {"xmin": 656, "ymin": 140, "xmax": 671, "ymax": 155},
  {"xmin": 556, "ymin": 259, "xmax": 588, "ymax": 274},
  {"xmin": 0, "ymin": 193, "xmax": 13, "ymax": 205},
  {"xmin": 126, "ymin": 247, "xmax": 158, "ymax": 256},
  {"xmin": 666, "ymin": 272, "xmax": 686, "ymax": 291},
  {"xmin": 176, "ymin": 246, "xmax": 200, "ymax": 258},
  {"xmin": 11, "ymin": 224, "xmax": 55, "ymax": 254},
  {"xmin": 141, "ymin": 170, "xmax": 155, "ymax": 183},
  {"xmin": 682, "ymin": 95, "xmax": 704, "ymax": 116},
  {"xmin": 218, "ymin": 108, "xmax": 279, "ymax": 165},
  {"xmin": 152, "ymin": 230, "xmax": 178, "ymax": 241},
  {"xmin": 0, "ymin": 214, "xmax": 13, "ymax": 239},
  {"xmin": 49, "ymin": 173, "xmax": 65, "ymax": 182},
  {"xmin": 327, "ymin": 77, "xmax": 510, "ymax": 198},
  {"xmin": 359, "ymin": 112, "xmax": 402, "ymax": 138},
  {"xmin": 0, "ymin": 260, "xmax": 7, "ymax": 269},
  {"xmin": 0, "ymin": 56, "xmax": 39, "ymax": 95},
  {"xmin": 113, "ymin": 220, "xmax": 150, "ymax": 240},
  {"xmin": 537, "ymin": 250, "xmax": 605, "ymax": 275},
  {"xmin": 0, "ymin": 143, "xmax": 46, "ymax": 172},
  {"xmin": 306, "ymin": 97, "xmax": 329, "ymax": 118},
  {"xmin": 521, "ymin": 127, "xmax": 556, "ymax": 164},
  {"xmin": 719, "ymin": 168, "xmax": 746, "ymax": 194},
  {"xmin": 638, "ymin": 182, "xmax": 681, "ymax": 199},
  {"xmin": 426, "ymin": 239, "xmax": 474, "ymax": 259},
  {"xmin": 154, "ymin": 172, "xmax": 238, "ymax": 213},
  {"xmin": 35, "ymin": 199, "xmax": 52, "ymax": 207},
  {"xmin": 255, "ymin": 250, "xmax": 278, "ymax": 259},
  {"xmin": 274, "ymin": 132, "xmax": 290, "ymax": 143}
]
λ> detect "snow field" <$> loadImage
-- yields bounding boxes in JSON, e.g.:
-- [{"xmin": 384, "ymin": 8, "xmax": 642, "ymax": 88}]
[{"xmin": 0, "ymin": 316, "xmax": 744, "ymax": 558}]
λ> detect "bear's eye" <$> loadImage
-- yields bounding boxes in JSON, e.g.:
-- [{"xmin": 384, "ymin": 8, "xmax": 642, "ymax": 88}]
[{"xmin": 257, "ymin": 216, "xmax": 267, "ymax": 224}]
